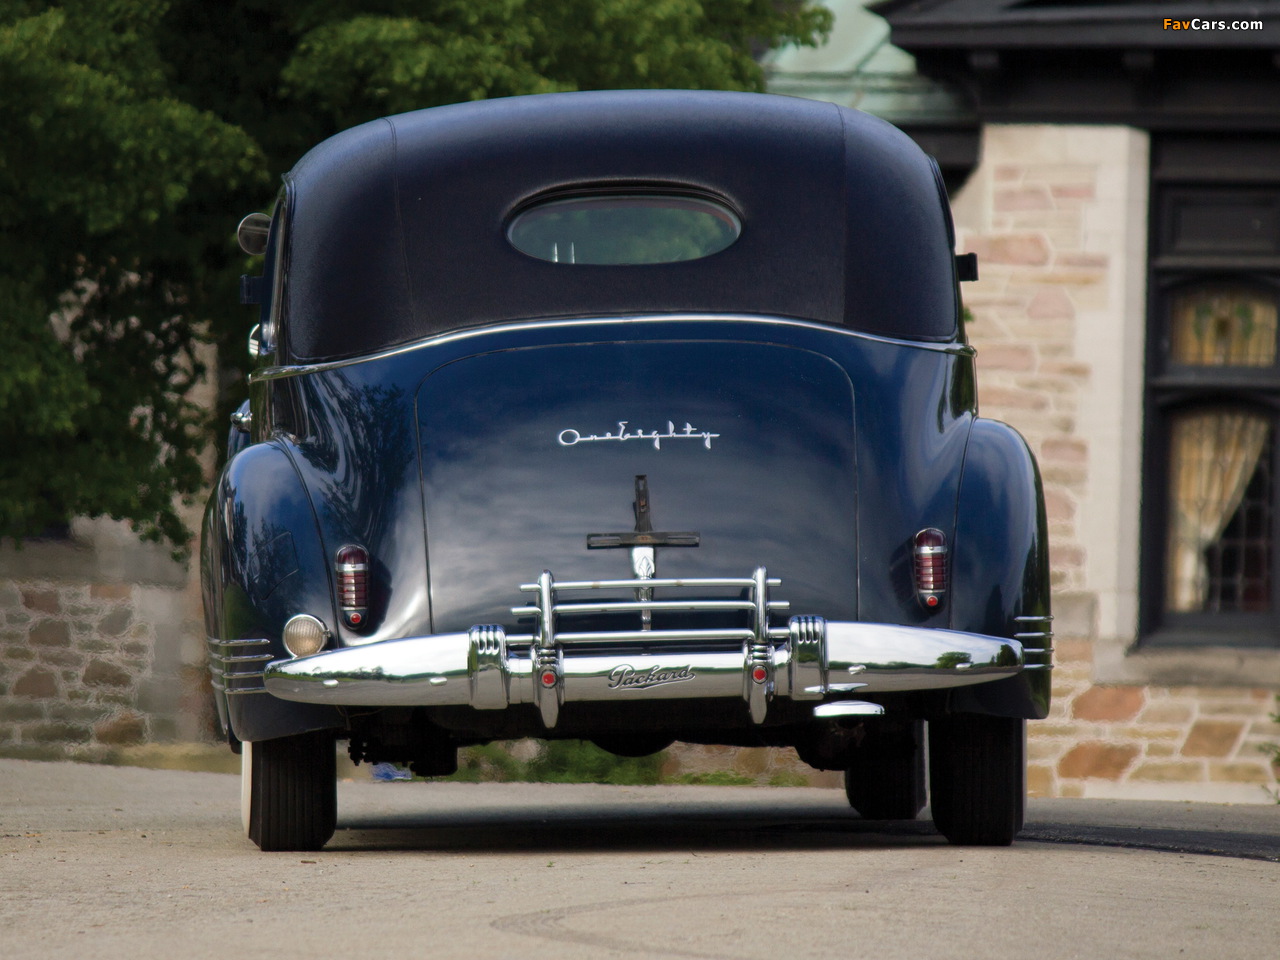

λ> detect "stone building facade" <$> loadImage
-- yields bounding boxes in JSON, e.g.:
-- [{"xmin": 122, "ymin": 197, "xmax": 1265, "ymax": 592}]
[
  {"xmin": 0, "ymin": 515, "xmax": 210, "ymax": 759},
  {"xmin": 955, "ymin": 125, "xmax": 1280, "ymax": 802}
]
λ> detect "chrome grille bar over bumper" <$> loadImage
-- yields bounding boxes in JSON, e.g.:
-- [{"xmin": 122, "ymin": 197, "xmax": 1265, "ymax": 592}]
[{"xmin": 263, "ymin": 567, "xmax": 1029, "ymax": 728}]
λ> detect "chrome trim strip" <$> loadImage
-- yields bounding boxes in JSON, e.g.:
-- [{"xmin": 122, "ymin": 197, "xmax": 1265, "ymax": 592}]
[
  {"xmin": 206, "ymin": 637, "xmax": 274, "ymax": 695},
  {"xmin": 514, "ymin": 627, "xmax": 791, "ymax": 646},
  {"xmin": 250, "ymin": 314, "xmax": 972, "ymax": 382},
  {"xmin": 212, "ymin": 670, "xmax": 267, "ymax": 686},
  {"xmin": 511, "ymin": 599, "xmax": 789, "ymax": 617},
  {"xmin": 520, "ymin": 576, "xmax": 781, "ymax": 591},
  {"xmin": 209, "ymin": 673, "xmax": 268, "ymax": 684}
]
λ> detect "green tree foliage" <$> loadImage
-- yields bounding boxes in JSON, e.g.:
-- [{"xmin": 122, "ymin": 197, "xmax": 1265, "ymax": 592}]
[
  {"xmin": 0, "ymin": 2, "xmax": 264, "ymax": 548},
  {"xmin": 0, "ymin": 0, "xmax": 831, "ymax": 551}
]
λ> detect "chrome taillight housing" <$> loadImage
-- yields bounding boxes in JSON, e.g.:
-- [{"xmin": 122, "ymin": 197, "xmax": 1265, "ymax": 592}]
[
  {"xmin": 913, "ymin": 528, "xmax": 947, "ymax": 610},
  {"xmin": 335, "ymin": 544, "xmax": 369, "ymax": 628}
]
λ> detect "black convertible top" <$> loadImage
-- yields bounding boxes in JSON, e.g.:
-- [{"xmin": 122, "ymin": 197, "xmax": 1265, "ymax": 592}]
[{"xmin": 282, "ymin": 90, "xmax": 960, "ymax": 361}]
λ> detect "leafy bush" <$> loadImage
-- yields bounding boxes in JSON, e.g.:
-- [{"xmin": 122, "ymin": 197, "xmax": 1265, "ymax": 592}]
[
  {"xmin": 526, "ymin": 740, "xmax": 666, "ymax": 785},
  {"xmin": 446, "ymin": 740, "xmax": 664, "ymax": 785}
]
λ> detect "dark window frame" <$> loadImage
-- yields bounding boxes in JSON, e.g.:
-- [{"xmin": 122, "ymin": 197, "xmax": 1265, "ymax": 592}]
[
  {"xmin": 1141, "ymin": 134, "xmax": 1280, "ymax": 649},
  {"xmin": 254, "ymin": 187, "xmax": 290, "ymax": 361}
]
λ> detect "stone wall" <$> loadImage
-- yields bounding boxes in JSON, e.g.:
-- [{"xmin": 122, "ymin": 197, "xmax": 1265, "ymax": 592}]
[
  {"xmin": 954, "ymin": 124, "xmax": 1280, "ymax": 803},
  {"xmin": 1036, "ymin": 618, "xmax": 1279, "ymax": 803},
  {"xmin": 0, "ymin": 522, "xmax": 209, "ymax": 761}
]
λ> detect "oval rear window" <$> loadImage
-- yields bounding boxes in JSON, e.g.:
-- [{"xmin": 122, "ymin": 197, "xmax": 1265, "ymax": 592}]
[{"xmin": 508, "ymin": 194, "xmax": 741, "ymax": 265}]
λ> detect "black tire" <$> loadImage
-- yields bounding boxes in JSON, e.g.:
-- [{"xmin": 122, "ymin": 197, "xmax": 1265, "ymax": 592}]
[
  {"xmin": 928, "ymin": 714, "xmax": 1025, "ymax": 846},
  {"xmin": 242, "ymin": 730, "xmax": 337, "ymax": 852},
  {"xmin": 842, "ymin": 719, "xmax": 926, "ymax": 820}
]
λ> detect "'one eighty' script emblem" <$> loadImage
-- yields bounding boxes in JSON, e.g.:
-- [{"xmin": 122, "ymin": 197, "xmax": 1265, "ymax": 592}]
[
  {"xmin": 607, "ymin": 664, "xmax": 696, "ymax": 690},
  {"xmin": 558, "ymin": 421, "xmax": 720, "ymax": 450}
]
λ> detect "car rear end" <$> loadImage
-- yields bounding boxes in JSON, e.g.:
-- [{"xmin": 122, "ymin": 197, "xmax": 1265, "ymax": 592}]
[{"xmin": 206, "ymin": 90, "xmax": 1050, "ymax": 851}]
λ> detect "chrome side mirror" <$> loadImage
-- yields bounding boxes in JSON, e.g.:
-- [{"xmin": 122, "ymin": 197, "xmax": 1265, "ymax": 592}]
[{"xmin": 237, "ymin": 212, "xmax": 271, "ymax": 256}]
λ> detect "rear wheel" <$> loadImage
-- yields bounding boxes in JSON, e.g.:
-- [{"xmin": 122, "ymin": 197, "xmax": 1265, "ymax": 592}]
[
  {"xmin": 928, "ymin": 714, "xmax": 1025, "ymax": 846},
  {"xmin": 842, "ymin": 719, "xmax": 926, "ymax": 820},
  {"xmin": 242, "ymin": 731, "xmax": 337, "ymax": 851}
]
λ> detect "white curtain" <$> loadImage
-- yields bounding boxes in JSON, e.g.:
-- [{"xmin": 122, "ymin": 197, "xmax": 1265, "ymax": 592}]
[{"xmin": 1166, "ymin": 411, "xmax": 1270, "ymax": 611}]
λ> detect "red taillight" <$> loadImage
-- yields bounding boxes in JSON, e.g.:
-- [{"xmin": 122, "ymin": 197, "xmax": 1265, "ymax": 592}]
[
  {"xmin": 913, "ymin": 528, "xmax": 947, "ymax": 611},
  {"xmin": 336, "ymin": 544, "xmax": 369, "ymax": 628}
]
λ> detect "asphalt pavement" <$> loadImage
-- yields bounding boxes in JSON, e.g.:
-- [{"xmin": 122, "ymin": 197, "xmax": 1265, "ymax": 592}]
[{"xmin": 2, "ymin": 759, "xmax": 1277, "ymax": 959}]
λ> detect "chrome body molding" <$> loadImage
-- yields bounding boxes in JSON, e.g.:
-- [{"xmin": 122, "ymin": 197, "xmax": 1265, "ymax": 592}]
[
  {"xmin": 1012, "ymin": 614, "xmax": 1054, "ymax": 671},
  {"xmin": 261, "ymin": 568, "xmax": 1027, "ymax": 726},
  {"xmin": 248, "ymin": 313, "xmax": 976, "ymax": 383},
  {"xmin": 207, "ymin": 637, "xmax": 272, "ymax": 696}
]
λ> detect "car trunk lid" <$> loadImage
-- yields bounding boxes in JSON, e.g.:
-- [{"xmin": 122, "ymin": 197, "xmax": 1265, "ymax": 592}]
[{"xmin": 416, "ymin": 339, "xmax": 858, "ymax": 633}]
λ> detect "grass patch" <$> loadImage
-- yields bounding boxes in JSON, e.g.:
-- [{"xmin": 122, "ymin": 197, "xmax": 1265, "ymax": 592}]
[
  {"xmin": 671, "ymin": 770, "xmax": 756, "ymax": 786},
  {"xmin": 447, "ymin": 740, "xmax": 665, "ymax": 786},
  {"xmin": 103, "ymin": 743, "xmax": 242, "ymax": 774}
]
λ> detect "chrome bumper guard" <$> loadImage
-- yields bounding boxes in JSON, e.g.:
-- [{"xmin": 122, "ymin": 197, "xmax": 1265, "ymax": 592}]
[{"xmin": 263, "ymin": 567, "xmax": 1028, "ymax": 728}]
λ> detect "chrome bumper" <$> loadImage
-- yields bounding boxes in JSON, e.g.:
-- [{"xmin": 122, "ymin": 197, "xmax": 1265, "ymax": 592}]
[{"xmin": 262, "ymin": 567, "xmax": 1038, "ymax": 728}]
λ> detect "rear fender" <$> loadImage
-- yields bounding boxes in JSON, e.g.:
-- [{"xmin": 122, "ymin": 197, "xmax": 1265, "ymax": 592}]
[
  {"xmin": 947, "ymin": 418, "xmax": 1052, "ymax": 719},
  {"xmin": 205, "ymin": 441, "xmax": 344, "ymax": 741}
]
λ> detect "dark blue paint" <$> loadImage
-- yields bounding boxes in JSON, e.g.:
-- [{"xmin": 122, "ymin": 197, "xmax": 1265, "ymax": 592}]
[
  {"xmin": 203, "ymin": 317, "xmax": 1050, "ymax": 740},
  {"xmin": 203, "ymin": 92, "xmax": 1049, "ymax": 747}
]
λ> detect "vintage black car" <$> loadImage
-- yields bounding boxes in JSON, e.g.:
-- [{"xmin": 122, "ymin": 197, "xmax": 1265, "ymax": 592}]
[{"xmin": 203, "ymin": 90, "xmax": 1051, "ymax": 851}]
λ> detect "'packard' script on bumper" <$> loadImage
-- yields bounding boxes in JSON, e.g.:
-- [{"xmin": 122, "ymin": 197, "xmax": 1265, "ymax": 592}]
[{"xmin": 607, "ymin": 664, "xmax": 696, "ymax": 690}]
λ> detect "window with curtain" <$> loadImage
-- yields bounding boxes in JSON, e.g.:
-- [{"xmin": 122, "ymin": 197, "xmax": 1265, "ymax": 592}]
[
  {"xmin": 1163, "ymin": 290, "xmax": 1276, "ymax": 614},
  {"xmin": 1143, "ymin": 135, "xmax": 1280, "ymax": 647}
]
